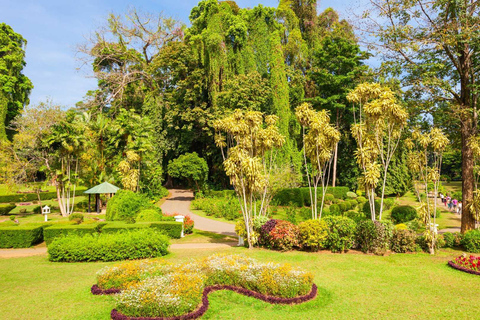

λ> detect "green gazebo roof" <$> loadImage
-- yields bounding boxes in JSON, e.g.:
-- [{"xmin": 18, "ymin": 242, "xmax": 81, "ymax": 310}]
[{"xmin": 84, "ymin": 182, "xmax": 120, "ymax": 194}]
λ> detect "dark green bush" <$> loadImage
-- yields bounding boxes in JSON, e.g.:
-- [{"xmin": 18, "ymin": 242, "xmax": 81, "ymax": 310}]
[
  {"xmin": 33, "ymin": 205, "xmax": 42, "ymax": 214},
  {"xmin": 68, "ymin": 213, "xmax": 84, "ymax": 224},
  {"xmin": 0, "ymin": 226, "xmax": 43, "ymax": 248},
  {"xmin": 47, "ymin": 228, "xmax": 169, "ymax": 262},
  {"xmin": 345, "ymin": 210, "xmax": 365, "ymax": 223},
  {"xmin": 390, "ymin": 229, "xmax": 417, "ymax": 253},
  {"xmin": 106, "ymin": 190, "xmax": 154, "ymax": 222},
  {"xmin": 383, "ymin": 198, "xmax": 396, "ymax": 210},
  {"xmin": 44, "ymin": 224, "xmax": 102, "ymax": 245},
  {"xmin": 356, "ymin": 220, "xmax": 393, "ymax": 254},
  {"xmin": 442, "ymin": 232, "xmax": 455, "ymax": 248},
  {"xmin": 323, "ymin": 216, "xmax": 356, "ymax": 253},
  {"xmin": 329, "ymin": 204, "xmax": 340, "ymax": 215},
  {"xmin": 274, "ymin": 188, "xmax": 304, "ymax": 207},
  {"xmin": 390, "ymin": 205, "xmax": 417, "ymax": 224},
  {"xmin": 136, "ymin": 208, "xmax": 163, "ymax": 222},
  {"xmin": 324, "ymin": 194, "xmax": 335, "ymax": 204},
  {"xmin": 338, "ymin": 202, "xmax": 347, "ymax": 213},
  {"xmin": 362, "ymin": 200, "xmax": 381, "ymax": 220},
  {"xmin": 298, "ymin": 219, "xmax": 329, "ymax": 251},
  {"xmin": 463, "ymin": 229, "xmax": 480, "ymax": 253},
  {"xmin": 204, "ymin": 190, "xmax": 236, "ymax": 198},
  {"xmin": 0, "ymin": 204, "xmax": 16, "ymax": 215}
]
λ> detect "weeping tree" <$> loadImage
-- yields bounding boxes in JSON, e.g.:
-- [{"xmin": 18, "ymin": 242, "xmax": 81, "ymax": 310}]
[
  {"xmin": 406, "ymin": 128, "xmax": 449, "ymax": 254},
  {"xmin": 214, "ymin": 110, "xmax": 285, "ymax": 248},
  {"xmin": 347, "ymin": 83, "xmax": 408, "ymax": 220},
  {"xmin": 295, "ymin": 103, "xmax": 340, "ymax": 219}
]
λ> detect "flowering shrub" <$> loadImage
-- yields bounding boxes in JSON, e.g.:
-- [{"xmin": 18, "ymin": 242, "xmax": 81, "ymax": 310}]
[
  {"xmin": 95, "ymin": 254, "xmax": 315, "ymax": 318},
  {"xmin": 260, "ymin": 219, "xmax": 299, "ymax": 251},
  {"xmin": 298, "ymin": 219, "xmax": 328, "ymax": 251},
  {"xmin": 163, "ymin": 213, "xmax": 194, "ymax": 234},
  {"xmin": 453, "ymin": 254, "xmax": 480, "ymax": 274}
]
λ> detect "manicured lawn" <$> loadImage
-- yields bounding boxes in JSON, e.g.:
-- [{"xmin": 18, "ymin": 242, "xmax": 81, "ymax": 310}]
[
  {"xmin": 1, "ymin": 247, "xmax": 479, "ymax": 319},
  {"xmin": 0, "ymin": 183, "xmax": 57, "ymax": 196}
]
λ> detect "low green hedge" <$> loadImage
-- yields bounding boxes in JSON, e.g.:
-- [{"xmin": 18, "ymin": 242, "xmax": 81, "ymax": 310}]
[
  {"xmin": 205, "ymin": 190, "xmax": 236, "ymax": 198},
  {"xmin": 0, "ymin": 204, "xmax": 16, "ymax": 215},
  {"xmin": 47, "ymin": 228, "xmax": 170, "ymax": 262},
  {"xmin": 44, "ymin": 223, "xmax": 105, "ymax": 244},
  {"xmin": 0, "ymin": 225, "xmax": 43, "ymax": 248},
  {"xmin": 101, "ymin": 222, "xmax": 151, "ymax": 234},
  {"xmin": 150, "ymin": 221, "xmax": 183, "ymax": 239},
  {"xmin": 273, "ymin": 187, "xmax": 351, "ymax": 207},
  {"xmin": 0, "ymin": 189, "xmax": 86, "ymax": 204}
]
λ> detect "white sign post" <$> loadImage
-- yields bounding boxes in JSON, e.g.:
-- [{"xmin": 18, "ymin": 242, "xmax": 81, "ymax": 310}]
[
  {"xmin": 42, "ymin": 205, "xmax": 50, "ymax": 222},
  {"xmin": 174, "ymin": 215, "xmax": 185, "ymax": 238}
]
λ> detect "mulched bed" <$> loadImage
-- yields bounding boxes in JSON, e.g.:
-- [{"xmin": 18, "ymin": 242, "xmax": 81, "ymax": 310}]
[
  {"xmin": 93, "ymin": 283, "xmax": 317, "ymax": 320},
  {"xmin": 447, "ymin": 261, "xmax": 480, "ymax": 276}
]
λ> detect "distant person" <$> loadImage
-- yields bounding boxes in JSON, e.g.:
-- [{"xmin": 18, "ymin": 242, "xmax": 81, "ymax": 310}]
[
  {"xmin": 440, "ymin": 193, "xmax": 444, "ymax": 204},
  {"xmin": 447, "ymin": 198, "xmax": 452, "ymax": 210},
  {"xmin": 457, "ymin": 201, "xmax": 462, "ymax": 215},
  {"xmin": 452, "ymin": 198, "xmax": 458, "ymax": 210},
  {"xmin": 446, "ymin": 195, "xmax": 451, "ymax": 208}
]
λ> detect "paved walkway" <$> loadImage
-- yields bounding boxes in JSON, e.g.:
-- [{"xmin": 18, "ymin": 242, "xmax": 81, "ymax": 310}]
[{"xmin": 161, "ymin": 189, "xmax": 236, "ymax": 237}]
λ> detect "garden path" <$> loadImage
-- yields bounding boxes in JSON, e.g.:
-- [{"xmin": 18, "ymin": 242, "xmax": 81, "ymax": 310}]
[{"xmin": 161, "ymin": 189, "xmax": 236, "ymax": 237}]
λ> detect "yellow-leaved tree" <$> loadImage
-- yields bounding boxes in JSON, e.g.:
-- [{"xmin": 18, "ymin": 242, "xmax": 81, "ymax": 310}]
[
  {"xmin": 295, "ymin": 103, "xmax": 340, "ymax": 219},
  {"xmin": 347, "ymin": 83, "xmax": 408, "ymax": 220},
  {"xmin": 406, "ymin": 128, "xmax": 449, "ymax": 254},
  {"xmin": 213, "ymin": 110, "xmax": 285, "ymax": 249}
]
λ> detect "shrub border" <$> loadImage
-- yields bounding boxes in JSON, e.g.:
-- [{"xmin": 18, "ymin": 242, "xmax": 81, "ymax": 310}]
[
  {"xmin": 447, "ymin": 260, "xmax": 480, "ymax": 276},
  {"xmin": 98, "ymin": 283, "xmax": 317, "ymax": 320}
]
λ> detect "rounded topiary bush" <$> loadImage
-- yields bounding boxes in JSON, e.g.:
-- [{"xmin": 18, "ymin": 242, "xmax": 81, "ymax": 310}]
[
  {"xmin": 323, "ymin": 216, "xmax": 356, "ymax": 253},
  {"xmin": 463, "ymin": 229, "xmax": 480, "ymax": 253},
  {"xmin": 356, "ymin": 220, "xmax": 393, "ymax": 255},
  {"xmin": 346, "ymin": 191, "xmax": 358, "ymax": 199},
  {"xmin": 390, "ymin": 205, "xmax": 417, "ymax": 224},
  {"xmin": 136, "ymin": 208, "xmax": 163, "ymax": 222},
  {"xmin": 329, "ymin": 204, "xmax": 340, "ymax": 215},
  {"xmin": 106, "ymin": 190, "xmax": 154, "ymax": 222},
  {"xmin": 324, "ymin": 193, "xmax": 335, "ymax": 204},
  {"xmin": 390, "ymin": 229, "xmax": 417, "ymax": 253},
  {"xmin": 298, "ymin": 219, "xmax": 328, "ymax": 251}
]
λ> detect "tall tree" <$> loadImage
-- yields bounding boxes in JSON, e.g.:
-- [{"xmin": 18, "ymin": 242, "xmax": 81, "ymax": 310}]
[
  {"xmin": 0, "ymin": 23, "xmax": 33, "ymax": 140},
  {"xmin": 363, "ymin": 0, "xmax": 480, "ymax": 232}
]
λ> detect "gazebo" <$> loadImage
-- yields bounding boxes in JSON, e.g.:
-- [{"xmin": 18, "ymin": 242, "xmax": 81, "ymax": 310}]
[{"xmin": 84, "ymin": 182, "xmax": 120, "ymax": 213}]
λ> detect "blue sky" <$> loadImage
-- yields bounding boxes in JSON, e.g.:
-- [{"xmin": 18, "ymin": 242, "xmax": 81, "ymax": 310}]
[{"xmin": 1, "ymin": 0, "xmax": 360, "ymax": 108}]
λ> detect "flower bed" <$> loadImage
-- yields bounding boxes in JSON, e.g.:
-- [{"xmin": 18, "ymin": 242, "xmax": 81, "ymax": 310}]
[
  {"xmin": 92, "ymin": 254, "xmax": 316, "ymax": 318},
  {"xmin": 448, "ymin": 254, "xmax": 480, "ymax": 275}
]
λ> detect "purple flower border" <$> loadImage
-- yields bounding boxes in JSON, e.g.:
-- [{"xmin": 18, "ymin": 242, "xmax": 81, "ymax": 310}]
[
  {"xmin": 108, "ymin": 283, "xmax": 317, "ymax": 320},
  {"xmin": 448, "ymin": 261, "xmax": 480, "ymax": 276},
  {"xmin": 91, "ymin": 284, "xmax": 121, "ymax": 295}
]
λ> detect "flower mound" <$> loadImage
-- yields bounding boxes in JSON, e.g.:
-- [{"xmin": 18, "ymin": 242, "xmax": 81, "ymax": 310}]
[
  {"xmin": 448, "ymin": 254, "xmax": 480, "ymax": 275},
  {"xmin": 93, "ymin": 254, "xmax": 316, "ymax": 319}
]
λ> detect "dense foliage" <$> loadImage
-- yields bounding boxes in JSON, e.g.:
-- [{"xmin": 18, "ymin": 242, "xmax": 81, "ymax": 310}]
[
  {"xmin": 106, "ymin": 190, "xmax": 154, "ymax": 222},
  {"xmin": 47, "ymin": 228, "xmax": 170, "ymax": 262}
]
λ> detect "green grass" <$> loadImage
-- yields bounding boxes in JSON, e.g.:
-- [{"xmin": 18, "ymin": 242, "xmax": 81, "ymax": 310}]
[
  {"xmin": 0, "ymin": 183, "xmax": 57, "ymax": 196},
  {"xmin": 0, "ymin": 248, "xmax": 479, "ymax": 319}
]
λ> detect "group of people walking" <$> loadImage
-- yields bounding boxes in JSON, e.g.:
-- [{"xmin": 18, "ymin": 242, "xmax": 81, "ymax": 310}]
[{"xmin": 439, "ymin": 193, "xmax": 462, "ymax": 214}]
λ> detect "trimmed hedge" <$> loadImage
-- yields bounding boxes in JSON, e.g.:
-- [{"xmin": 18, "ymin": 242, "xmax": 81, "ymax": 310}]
[
  {"xmin": 47, "ymin": 228, "xmax": 170, "ymax": 262},
  {"xmin": 101, "ymin": 222, "xmax": 151, "ymax": 234},
  {"xmin": 0, "ymin": 204, "xmax": 16, "ymax": 215},
  {"xmin": 0, "ymin": 226, "xmax": 43, "ymax": 248},
  {"xmin": 463, "ymin": 229, "xmax": 480, "ymax": 253},
  {"xmin": 273, "ymin": 187, "xmax": 351, "ymax": 207},
  {"xmin": 204, "ymin": 190, "xmax": 236, "ymax": 198},
  {"xmin": 0, "ymin": 189, "xmax": 86, "ymax": 204},
  {"xmin": 150, "ymin": 221, "xmax": 183, "ymax": 239},
  {"xmin": 44, "ymin": 224, "xmax": 104, "ymax": 244}
]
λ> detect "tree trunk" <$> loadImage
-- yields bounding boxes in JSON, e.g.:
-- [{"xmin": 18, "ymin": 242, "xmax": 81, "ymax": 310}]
[
  {"xmin": 461, "ymin": 118, "xmax": 476, "ymax": 232},
  {"xmin": 332, "ymin": 141, "xmax": 338, "ymax": 187}
]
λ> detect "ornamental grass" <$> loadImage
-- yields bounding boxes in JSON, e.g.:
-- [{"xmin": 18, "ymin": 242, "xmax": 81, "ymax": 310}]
[{"xmin": 95, "ymin": 254, "xmax": 315, "ymax": 318}]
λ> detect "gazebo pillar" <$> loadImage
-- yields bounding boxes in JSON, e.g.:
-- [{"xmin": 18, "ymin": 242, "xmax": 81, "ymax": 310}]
[{"xmin": 88, "ymin": 194, "xmax": 91, "ymax": 213}]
